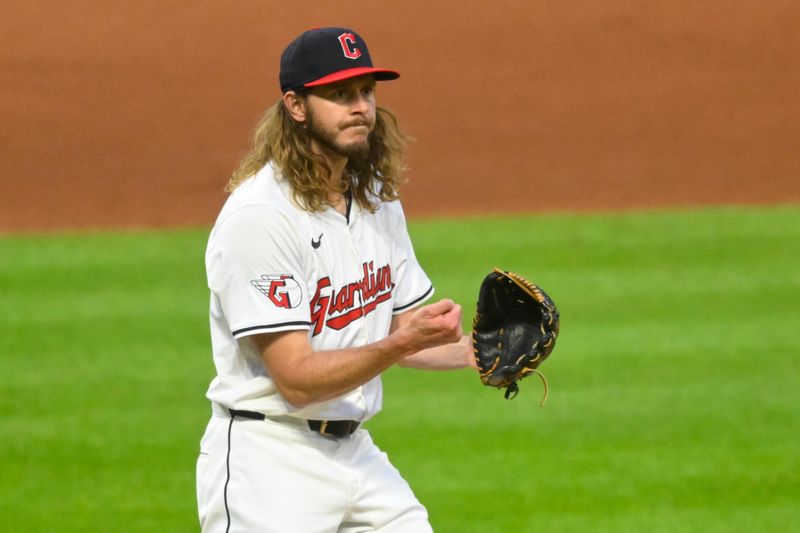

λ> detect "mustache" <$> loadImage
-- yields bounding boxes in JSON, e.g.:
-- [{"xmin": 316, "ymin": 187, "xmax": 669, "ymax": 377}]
[{"xmin": 340, "ymin": 119, "xmax": 372, "ymax": 129}]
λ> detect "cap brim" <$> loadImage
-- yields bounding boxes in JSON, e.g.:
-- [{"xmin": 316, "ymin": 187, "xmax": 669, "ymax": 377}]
[{"xmin": 304, "ymin": 67, "xmax": 400, "ymax": 88}]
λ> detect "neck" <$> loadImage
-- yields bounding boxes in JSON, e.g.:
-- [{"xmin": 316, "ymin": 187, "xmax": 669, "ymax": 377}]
[
  {"xmin": 310, "ymin": 139, "xmax": 348, "ymax": 187},
  {"xmin": 312, "ymin": 141, "xmax": 348, "ymax": 192},
  {"xmin": 309, "ymin": 139, "xmax": 350, "ymax": 214},
  {"xmin": 327, "ymin": 156, "xmax": 348, "ymax": 187},
  {"xmin": 329, "ymin": 189, "xmax": 350, "ymax": 216}
]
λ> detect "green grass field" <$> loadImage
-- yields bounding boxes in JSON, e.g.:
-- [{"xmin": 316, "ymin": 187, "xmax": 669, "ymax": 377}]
[{"xmin": 1, "ymin": 205, "xmax": 798, "ymax": 532}]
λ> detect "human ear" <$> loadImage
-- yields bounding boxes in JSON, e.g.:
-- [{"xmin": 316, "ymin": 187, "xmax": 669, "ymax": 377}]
[{"xmin": 282, "ymin": 91, "xmax": 307, "ymax": 123}]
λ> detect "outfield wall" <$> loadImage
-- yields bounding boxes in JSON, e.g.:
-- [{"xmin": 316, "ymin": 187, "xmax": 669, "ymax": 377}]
[{"xmin": 2, "ymin": 0, "xmax": 798, "ymax": 231}]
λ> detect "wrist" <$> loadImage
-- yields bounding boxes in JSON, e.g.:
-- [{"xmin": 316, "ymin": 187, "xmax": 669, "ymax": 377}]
[{"xmin": 383, "ymin": 327, "xmax": 418, "ymax": 359}]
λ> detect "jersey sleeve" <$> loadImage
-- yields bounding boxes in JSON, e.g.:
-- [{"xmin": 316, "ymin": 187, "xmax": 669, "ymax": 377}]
[
  {"xmin": 388, "ymin": 201, "xmax": 434, "ymax": 314},
  {"xmin": 206, "ymin": 204, "xmax": 311, "ymax": 339}
]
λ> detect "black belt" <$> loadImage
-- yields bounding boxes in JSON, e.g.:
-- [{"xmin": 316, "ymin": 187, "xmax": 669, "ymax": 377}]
[
  {"xmin": 307, "ymin": 419, "xmax": 360, "ymax": 438},
  {"xmin": 228, "ymin": 409, "xmax": 360, "ymax": 438}
]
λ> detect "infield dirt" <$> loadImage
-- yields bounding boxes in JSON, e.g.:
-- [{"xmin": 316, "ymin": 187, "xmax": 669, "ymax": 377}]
[{"xmin": 2, "ymin": 1, "xmax": 798, "ymax": 232}]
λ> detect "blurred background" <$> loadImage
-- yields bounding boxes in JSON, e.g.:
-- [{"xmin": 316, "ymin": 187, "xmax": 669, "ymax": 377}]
[{"xmin": 2, "ymin": 0, "xmax": 799, "ymax": 232}]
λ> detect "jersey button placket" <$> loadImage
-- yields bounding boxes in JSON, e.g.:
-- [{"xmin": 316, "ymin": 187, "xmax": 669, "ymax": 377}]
[
  {"xmin": 349, "ymin": 218, "xmax": 371, "ymax": 346},
  {"xmin": 345, "ymin": 214, "xmax": 369, "ymax": 415}
]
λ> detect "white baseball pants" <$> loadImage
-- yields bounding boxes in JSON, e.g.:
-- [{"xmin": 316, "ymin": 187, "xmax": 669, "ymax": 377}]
[{"xmin": 196, "ymin": 410, "xmax": 433, "ymax": 532}]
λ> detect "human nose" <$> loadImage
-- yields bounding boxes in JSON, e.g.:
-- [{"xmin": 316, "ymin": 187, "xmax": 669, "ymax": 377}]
[{"xmin": 350, "ymin": 93, "xmax": 370, "ymax": 114}]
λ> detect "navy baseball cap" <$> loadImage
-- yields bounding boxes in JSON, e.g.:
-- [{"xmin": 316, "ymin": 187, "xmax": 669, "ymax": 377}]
[{"xmin": 279, "ymin": 27, "xmax": 400, "ymax": 93}]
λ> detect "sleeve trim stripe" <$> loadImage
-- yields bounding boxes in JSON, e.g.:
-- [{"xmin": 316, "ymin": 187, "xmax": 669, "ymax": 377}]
[
  {"xmin": 232, "ymin": 321, "xmax": 311, "ymax": 337},
  {"xmin": 392, "ymin": 285, "xmax": 434, "ymax": 312}
]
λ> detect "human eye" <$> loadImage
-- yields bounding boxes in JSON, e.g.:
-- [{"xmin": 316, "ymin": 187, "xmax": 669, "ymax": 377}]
[{"xmin": 331, "ymin": 89, "xmax": 349, "ymax": 101}]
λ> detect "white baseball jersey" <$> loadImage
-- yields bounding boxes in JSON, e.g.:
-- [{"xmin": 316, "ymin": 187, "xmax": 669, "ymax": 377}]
[{"xmin": 204, "ymin": 162, "xmax": 433, "ymax": 422}]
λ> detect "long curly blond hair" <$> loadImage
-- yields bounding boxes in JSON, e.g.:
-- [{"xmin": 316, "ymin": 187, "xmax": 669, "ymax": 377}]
[{"xmin": 226, "ymin": 98, "xmax": 408, "ymax": 213}]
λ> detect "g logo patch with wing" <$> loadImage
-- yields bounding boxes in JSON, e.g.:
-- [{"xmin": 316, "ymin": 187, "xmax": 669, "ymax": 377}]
[{"xmin": 250, "ymin": 274, "xmax": 303, "ymax": 309}]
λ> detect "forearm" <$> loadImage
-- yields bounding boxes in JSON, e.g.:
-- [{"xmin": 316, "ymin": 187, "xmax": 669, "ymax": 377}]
[
  {"xmin": 397, "ymin": 335, "xmax": 475, "ymax": 371},
  {"xmin": 259, "ymin": 299, "xmax": 464, "ymax": 407},
  {"xmin": 265, "ymin": 331, "xmax": 416, "ymax": 407}
]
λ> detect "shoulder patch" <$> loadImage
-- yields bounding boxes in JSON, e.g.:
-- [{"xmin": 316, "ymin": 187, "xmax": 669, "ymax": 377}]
[{"xmin": 250, "ymin": 274, "xmax": 303, "ymax": 309}]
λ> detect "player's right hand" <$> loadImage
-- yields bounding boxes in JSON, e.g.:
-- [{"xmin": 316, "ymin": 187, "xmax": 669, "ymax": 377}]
[{"xmin": 398, "ymin": 299, "xmax": 463, "ymax": 353}]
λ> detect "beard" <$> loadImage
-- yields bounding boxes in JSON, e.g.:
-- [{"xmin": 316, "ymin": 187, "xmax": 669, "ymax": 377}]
[{"xmin": 306, "ymin": 109, "xmax": 372, "ymax": 162}]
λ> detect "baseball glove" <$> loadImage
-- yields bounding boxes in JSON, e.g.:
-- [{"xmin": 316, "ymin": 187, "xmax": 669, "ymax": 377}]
[{"xmin": 472, "ymin": 268, "xmax": 560, "ymax": 401}]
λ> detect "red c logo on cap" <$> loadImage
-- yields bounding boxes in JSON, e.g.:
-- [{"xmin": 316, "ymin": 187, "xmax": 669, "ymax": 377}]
[{"xmin": 338, "ymin": 33, "xmax": 361, "ymax": 60}]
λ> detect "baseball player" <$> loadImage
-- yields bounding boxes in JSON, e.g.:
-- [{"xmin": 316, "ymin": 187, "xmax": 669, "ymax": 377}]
[{"xmin": 196, "ymin": 27, "xmax": 475, "ymax": 532}]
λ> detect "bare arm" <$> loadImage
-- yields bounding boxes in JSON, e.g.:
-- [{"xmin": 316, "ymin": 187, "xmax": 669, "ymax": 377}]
[
  {"xmin": 252, "ymin": 299, "xmax": 463, "ymax": 407},
  {"xmin": 393, "ymin": 309, "xmax": 478, "ymax": 371},
  {"xmin": 396, "ymin": 335, "xmax": 476, "ymax": 370}
]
